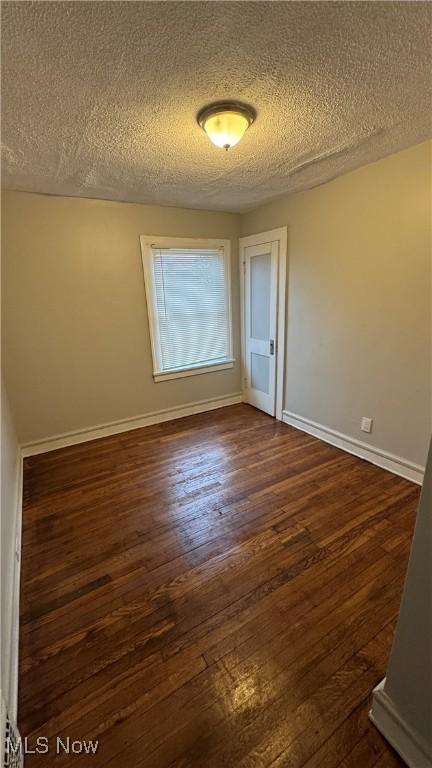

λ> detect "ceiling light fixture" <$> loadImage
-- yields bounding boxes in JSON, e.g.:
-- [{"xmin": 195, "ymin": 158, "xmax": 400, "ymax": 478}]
[{"xmin": 197, "ymin": 101, "xmax": 256, "ymax": 150}]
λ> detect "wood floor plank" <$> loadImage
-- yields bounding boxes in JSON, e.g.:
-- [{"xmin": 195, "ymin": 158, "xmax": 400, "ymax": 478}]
[{"xmin": 19, "ymin": 404, "xmax": 418, "ymax": 767}]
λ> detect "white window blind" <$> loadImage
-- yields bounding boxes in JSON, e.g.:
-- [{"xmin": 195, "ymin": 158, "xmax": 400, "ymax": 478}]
[{"xmin": 142, "ymin": 240, "xmax": 233, "ymax": 381}]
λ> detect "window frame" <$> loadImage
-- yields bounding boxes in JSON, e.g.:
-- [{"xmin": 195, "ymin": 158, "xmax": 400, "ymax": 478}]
[{"xmin": 140, "ymin": 235, "xmax": 234, "ymax": 382}]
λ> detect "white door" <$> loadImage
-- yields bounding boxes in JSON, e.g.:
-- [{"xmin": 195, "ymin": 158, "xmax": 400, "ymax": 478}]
[{"xmin": 244, "ymin": 241, "xmax": 278, "ymax": 415}]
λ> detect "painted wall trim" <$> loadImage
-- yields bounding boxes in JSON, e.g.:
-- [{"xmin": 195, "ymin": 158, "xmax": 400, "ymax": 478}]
[
  {"xmin": 21, "ymin": 393, "xmax": 244, "ymax": 456},
  {"xmin": 282, "ymin": 410, "xmax": 425, "ymax": 485},
  {"xmin": 370, "ymin": 679, "xmax": 432, "ymax": 768},
  {"xmin": 4, "ymin": 455, "xmax": 23, "ymax": 720}
]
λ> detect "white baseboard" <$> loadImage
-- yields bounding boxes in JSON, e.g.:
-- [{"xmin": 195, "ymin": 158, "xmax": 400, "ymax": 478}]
[
  {"xmin": 21, "ymin": 393, "xmax": 244, "ymax": 456},
  {"xmin": 3, "ymin": 455, "xmax": 23, "ymax": 720},
  {"xmin": 282, "ymin": 410, "xmax": 424, "ymax": 485},
  {"xmin": 370, "ymin": 679, "xmax": 432, "ymax": 768}
]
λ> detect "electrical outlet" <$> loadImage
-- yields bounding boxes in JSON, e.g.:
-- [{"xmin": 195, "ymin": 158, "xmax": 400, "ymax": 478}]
[{"xmin": 361, "ymin": 417, "xmax": 373, "ymax": 433}]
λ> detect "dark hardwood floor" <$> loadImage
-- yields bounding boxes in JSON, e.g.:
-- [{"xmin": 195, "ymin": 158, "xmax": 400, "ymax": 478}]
[{"xmin": 19, "ymin": 404, "xmax": 419, "ymax": 767}]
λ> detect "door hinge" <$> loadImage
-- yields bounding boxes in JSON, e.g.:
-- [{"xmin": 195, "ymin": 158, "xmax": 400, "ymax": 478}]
[{"xmin": 269, "ymin": 339, "xmax": 275, "ymax": 355}]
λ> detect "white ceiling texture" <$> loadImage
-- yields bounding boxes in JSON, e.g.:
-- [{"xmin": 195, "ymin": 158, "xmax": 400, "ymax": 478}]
[{"xmin": 1, "ymin": 1, "xmax": 431, "ymax": 212}]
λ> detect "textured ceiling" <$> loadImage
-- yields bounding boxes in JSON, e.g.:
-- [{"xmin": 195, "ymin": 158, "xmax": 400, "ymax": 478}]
[{"xmin": 2, "ymin": 1, "xmax": 431, "ymax": 212}]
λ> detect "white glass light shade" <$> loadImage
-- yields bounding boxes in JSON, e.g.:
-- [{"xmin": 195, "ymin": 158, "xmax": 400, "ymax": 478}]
[
  {"xmin": 203, "ymin": 111, "xmax": 250, "ymax": 149},
  {"xmin": 198, "ymin": 102, "xmax": 255, "ymax": 150}
]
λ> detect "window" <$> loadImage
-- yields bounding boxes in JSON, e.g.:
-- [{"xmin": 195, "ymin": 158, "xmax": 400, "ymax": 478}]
[{"xmin": 140, "ymin": 237, "xmax": 234, "ymax": 381}]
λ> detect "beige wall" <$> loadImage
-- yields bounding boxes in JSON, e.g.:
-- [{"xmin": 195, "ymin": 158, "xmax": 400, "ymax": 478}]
[
  {"xmin": 377, "ymin": 437, "xmax": 432, "ymax": 755},
  {"xmin": 1, "ymin": 192, "xmax": 241, "ymax": 443},
  {"xmin": 2, "ymin": 142, "xmax": 431, "ymax": 464},
  {"xmin": 242, "ymin": 140, "xmax": 432, "ymax": 467},
  {"xmin": 1, "ymin": 380, "xmax": 21, "ymax": 713}
]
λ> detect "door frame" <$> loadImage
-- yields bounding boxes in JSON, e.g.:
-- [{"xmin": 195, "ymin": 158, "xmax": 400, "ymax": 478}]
[{"xmin": 239, "ymin": 227, "xmax": 287, "ymax": 421}]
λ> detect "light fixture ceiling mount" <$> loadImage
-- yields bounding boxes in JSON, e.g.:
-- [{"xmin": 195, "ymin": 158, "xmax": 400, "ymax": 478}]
[{"xmin": 197, "ymin": 101, "xmax": 256, "ymax": 150}]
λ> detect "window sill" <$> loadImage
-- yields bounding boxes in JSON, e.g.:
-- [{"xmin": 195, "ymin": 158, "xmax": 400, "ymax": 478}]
[{"xmin": 153, "ymin": 360, "xmax": 235, "ymax": 382}]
